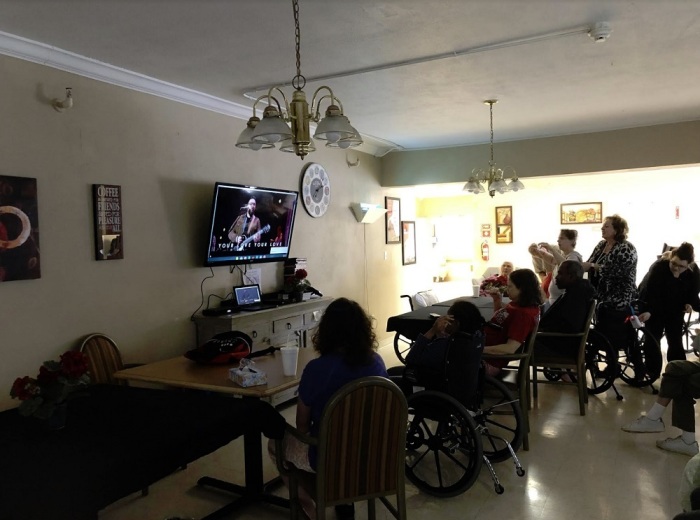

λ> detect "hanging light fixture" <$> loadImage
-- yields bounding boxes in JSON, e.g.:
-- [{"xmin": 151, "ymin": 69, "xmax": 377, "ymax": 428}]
[
  {"xmin": 235, "ymin": 0, "xmax": 362, "ymax": 159},
  {"xmin": 463, "ymin": 100, "xmax": 524, "ymax": 198}
]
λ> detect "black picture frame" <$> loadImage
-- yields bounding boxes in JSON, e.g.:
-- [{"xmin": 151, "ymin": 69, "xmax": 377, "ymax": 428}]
[
  {"xmin": 92, "ymin": 184, "xmax": 124, "ymax": 260},
  {"xmin": 401, "ymin": 221, "xmax": 416, "ymax": 265},
  {"xmin": 385, "ymin": 196, "xmax": 401, "ymax": 244}
]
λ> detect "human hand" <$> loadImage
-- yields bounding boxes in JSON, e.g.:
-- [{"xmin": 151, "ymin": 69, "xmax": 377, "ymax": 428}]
[
  {"xmin": 685, "ymin": 304, "xmax": 694, "ymax": 314},
  {"xmin": 638, "ymin": 312, "xmax": 651, "ymax": 323},
  {"xmin": 430, "ymin": 315, "xmax": 455, "ymax": 338}
]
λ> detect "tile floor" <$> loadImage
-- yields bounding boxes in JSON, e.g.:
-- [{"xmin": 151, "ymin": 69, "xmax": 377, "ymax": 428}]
[{"xmin": 101, "ymin": 349, "xmax": 693, "ymax": 520}]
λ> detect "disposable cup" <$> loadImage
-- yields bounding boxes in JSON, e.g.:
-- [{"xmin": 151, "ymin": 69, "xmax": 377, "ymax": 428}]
[
  {"xmin": 280, "ymin": 346, "xmax": 299, "ymax": 376},
  {"xmin": 472, "ymin": 285, "xmax": 480, "ymax": 297}
]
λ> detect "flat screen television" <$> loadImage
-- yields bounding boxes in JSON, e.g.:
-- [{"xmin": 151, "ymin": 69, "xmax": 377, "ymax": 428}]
[{"xmin": 204, "ymin": 182, "xmax": 299, "ymax": 266}]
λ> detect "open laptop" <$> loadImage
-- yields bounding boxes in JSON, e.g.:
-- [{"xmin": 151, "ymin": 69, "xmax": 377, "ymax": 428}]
[{"xmin": 234, "ymin": 284, "xmax": 277, "ymax": 312}]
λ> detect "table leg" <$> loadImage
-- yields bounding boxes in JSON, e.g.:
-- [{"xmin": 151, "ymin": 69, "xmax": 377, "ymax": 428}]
[{"xmin": 198, "ymin": 425, "xmax": 289, "ymax": 519}]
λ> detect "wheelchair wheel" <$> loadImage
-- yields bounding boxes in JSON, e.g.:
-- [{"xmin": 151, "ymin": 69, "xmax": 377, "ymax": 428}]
[
  {"xmin": 393, "ymin": 332, "xmax": 413, "ymax": 364},
  {"xmin": 585, "ymin": 329, "xmax": 619, "ymax": 395},
  {"xmin": 473, "ymin": 375, "xmax": 524, "ymax": 463},
  {"xmin": 405, "ymin": 390, "xmax": 483, "ymax": 497},
  {"xmin": 619, "ymin": 328, "xmax": 662, "ymax": 388}
]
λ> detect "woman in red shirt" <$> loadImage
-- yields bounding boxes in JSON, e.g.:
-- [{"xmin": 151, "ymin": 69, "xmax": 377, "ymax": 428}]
[{"xmin": 483, "ymin": 268, "xmax": 543, "ymax": 375}]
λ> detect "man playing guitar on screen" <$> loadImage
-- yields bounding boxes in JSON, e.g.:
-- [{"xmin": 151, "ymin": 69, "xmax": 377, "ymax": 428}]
[{"xmin": 228, "ymin": 198, "xmax": 265, "ymax": 250}]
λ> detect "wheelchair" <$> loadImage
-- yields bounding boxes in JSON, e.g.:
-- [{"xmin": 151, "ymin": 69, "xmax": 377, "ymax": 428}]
[
  {"xmin": 545, "ymin": 301, "xmax": 662, "ymax": 400},
  {"xmin": 391, "ymin": 330, "xmax": 525, "ymax": 497}
]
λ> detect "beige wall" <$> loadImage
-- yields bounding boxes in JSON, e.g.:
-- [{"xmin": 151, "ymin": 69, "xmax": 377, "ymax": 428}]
[
  {"xmin": 381, "ymin": 120, "xmax": 700, "ymax": 186},
  {"xmin": 0, "ymin": 55, "xmax": 404, "ymax": 408}
]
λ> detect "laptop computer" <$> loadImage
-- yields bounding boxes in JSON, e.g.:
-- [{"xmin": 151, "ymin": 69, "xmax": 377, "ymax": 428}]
[{"xmin": 234, "ymin": 284, "xmax": 277, "ymax": 312}]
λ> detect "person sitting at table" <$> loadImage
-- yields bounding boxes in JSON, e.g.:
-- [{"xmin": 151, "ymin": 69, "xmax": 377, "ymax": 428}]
[
  {"xmin": 270, "ymin": 297, "xmax": 387, "ymax": 520},
  {"xmin": 483, "ymin": 268, "xmax": 543, "ymax": 376}
]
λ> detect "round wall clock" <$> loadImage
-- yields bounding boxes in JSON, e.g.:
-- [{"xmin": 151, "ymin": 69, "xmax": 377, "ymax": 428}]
[{"xmin": 300, "ymin": 163, "xmax": 331, "ymax": 218}]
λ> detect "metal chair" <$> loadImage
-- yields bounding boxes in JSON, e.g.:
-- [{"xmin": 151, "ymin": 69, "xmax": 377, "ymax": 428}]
[
  {"xmin": 275, "ymin": 377, "xmax": 408, "ymax": 520},
  {"xmin": 531, "ymin": 299, "xmax": 597, "ymax": 416},
  {"xmin": 79, "ymin": 333, "xmax": 135, "ymax": 385}
]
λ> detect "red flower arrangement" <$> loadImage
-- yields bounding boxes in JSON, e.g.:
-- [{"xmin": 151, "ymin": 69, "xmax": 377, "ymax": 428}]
[
  {"xmin": 10, "ymin": 351, "xmax": 91, "ymax": 419},
  {"xmin": 284, "ymin": 268, "xmax": 311, "ymax": 294},
  {"xmin": 480, "ymin": 274, "xmax": 509, "ymax": 297}
]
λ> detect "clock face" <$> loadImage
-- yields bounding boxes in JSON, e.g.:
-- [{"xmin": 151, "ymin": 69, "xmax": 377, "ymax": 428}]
[{"xmin": 301, "ymin": 163, "xmax": 330, "ymax": 218}]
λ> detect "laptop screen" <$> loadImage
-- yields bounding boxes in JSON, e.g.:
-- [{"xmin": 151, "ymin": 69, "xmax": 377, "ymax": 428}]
[{"xmin": 234, "ymin": 284, "xmax": 262, "ymax": 306}]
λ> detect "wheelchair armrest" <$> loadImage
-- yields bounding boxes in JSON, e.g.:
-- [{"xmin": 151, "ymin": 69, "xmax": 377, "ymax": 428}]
[{"xmin": 400, "ymin": 294, "xmax": 414, "ymax": 311}]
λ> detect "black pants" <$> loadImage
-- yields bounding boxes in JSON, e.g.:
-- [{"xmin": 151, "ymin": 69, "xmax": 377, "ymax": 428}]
[{"xmin": 646, "ymin": 312, "xmax": 686, "ymax": 362}]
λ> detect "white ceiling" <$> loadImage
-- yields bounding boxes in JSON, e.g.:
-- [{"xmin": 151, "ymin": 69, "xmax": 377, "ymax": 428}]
[{"xmin": 0, "ymin": 0, "xmax": 698, "ymax": 156}]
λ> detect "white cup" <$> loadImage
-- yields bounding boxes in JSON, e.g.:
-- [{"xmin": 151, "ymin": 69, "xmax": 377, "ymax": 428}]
[
  {"xmin": 280, "ymin": 346, "xmax": 299, "ymax": 376},
  {"xmin": 472, "ymin": 285, "xmax": 480, "ymax": 297}
]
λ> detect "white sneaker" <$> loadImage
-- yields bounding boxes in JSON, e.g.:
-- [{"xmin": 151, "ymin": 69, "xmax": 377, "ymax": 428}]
[
  {"xmin": 621, "ymin": 415, "xmax": 665, "ymax": 433},
  {"xmin": 656, "ymin": 436, "xmax": 699, "ymax": 456}
]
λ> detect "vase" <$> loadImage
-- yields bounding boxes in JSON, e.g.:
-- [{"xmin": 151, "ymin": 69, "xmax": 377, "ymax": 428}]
[
  {"xmin": 293, "ymin": 291, "xmax": 304, "ymax": 303},
  {"xmin": 44, "ymin": 402, "xmax": 67, "ymax": 431}
]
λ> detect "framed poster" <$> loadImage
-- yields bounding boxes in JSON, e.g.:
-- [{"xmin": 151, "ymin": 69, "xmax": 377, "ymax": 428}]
[
  {"xmin": 401, "ymin": 221, "xmax": 416, "ymax": 265},
  {"xmin": 495, "ymin": 206, "xmax": 513, "ymax": 244},
  {"xmin": 560, "ymin": 202, "xmax": 603, "ymax": 225},
  {"xmin": 385, "ymin": 196, "xmax": 401, "ymax": 244},
  {"xmin": 0, "ymin": 175, "xmax": 41, "ymax": 281},
  {"xmin": 92, "ymin": 184, "xmax": 124, "ymax": 260}
]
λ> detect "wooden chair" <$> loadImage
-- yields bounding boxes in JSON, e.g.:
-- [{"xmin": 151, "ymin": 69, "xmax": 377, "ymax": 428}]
[
  {"xmin": 531, "ymin": 300, "xmax": 597, "ymax": 416},
  {"xmin": 482, "ymin": 317, "xmax": 539, "ymax": 451},
  {"xmin": 275, "ymin": 377, "xmax": 408, "ymax": 520},
  {"xmin": 79, "ymin": 333, "xmax": 136, "ymax": 385}
]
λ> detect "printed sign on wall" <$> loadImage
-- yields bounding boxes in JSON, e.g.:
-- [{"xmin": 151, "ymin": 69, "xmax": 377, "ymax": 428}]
[{"xmin": 92, "ymin": 184, "xmax": 123, "ymax": 260}]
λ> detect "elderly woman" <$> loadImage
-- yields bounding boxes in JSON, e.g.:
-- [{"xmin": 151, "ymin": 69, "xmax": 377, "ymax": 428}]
[
  {"xmin": 584, "ymin": 214, "xmax": 637, "ymax": 310},
  {"xmin": 533, "ymin": 230, "xmax": 583, "ymax": 308},
  {"xmin": 638, "ymin": 242, "xmax": 700, "ymax": 362}
]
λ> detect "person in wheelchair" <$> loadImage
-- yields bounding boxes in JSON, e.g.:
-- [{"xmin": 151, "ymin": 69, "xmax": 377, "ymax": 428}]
[
  {"xmin": 398, "ymin": 300, "xmax": 486, "ymax": 393},
  {"xmin": 483, "ymin": 268, "xmax": 543, "ymax": 376},
  {"xmin": 270, "ymin": 298, "xmax": 387, "ymax": 520},
  {"xmin": 637, "ymin": 242, "xmax": 700, "ymax": 363},
  {"xmin": 534, "ymin": 260, "xmax": 595, "ymax": 358}
]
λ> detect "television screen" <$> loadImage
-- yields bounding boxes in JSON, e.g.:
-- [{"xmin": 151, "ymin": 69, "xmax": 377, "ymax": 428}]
[{"xmin": 204, "ymin": 182, "xmax": 299, "ymax": 266}]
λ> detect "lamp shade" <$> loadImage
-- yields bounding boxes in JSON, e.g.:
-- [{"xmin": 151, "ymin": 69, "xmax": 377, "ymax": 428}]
[
  {"xmin": 489, "ymin": 178, "xmax": 509, "ymax": 194},
  {"xmin": 279, "ymin": 138, "xmax": 317, "ymax": 154},
  {"xmin": 326, "ymin": 127, "xmax": 362, "ymax": 149},
  {"xmin": 314, "ymin": 109, "xmax": 357, "ymax": 142},
  {"xmin": 236, "ymin": 117, "xmax": 274, "ymax": 150},
  {"xmin": 252, "ymin": 106, "xmax": 293, "ymax": 144},
  {"xmin": 509, "ymin": 178, "xmax": 525, "ymax": 191},
  {"xmin": 463, "ymin": 179, "xmax": 481, "ymax": 193}
]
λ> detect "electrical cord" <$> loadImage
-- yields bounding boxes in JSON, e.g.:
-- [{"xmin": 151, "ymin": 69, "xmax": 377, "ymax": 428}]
[{"xmin": 191, "ymin": 268, "xmax": 215, "ymax": 320}]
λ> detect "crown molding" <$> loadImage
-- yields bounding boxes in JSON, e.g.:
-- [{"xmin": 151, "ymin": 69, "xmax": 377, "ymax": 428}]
[
  {"xmin": 0, "ymin": 30, "xmax": 395, "ymax": 157},
  {"xmin": 0, "ymin": 30, "xmax": 253, "ymax": 119}
]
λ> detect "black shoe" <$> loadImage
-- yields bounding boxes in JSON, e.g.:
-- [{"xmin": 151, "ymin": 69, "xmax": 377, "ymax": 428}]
[{"xmin": 334, "ymin": 503, "xmax": 355, "ymax": 520}]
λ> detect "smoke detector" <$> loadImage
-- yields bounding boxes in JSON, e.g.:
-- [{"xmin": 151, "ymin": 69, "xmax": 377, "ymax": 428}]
[{"xmin": 589, "ymin": 22, "xmax": 612, "ymax": 43}]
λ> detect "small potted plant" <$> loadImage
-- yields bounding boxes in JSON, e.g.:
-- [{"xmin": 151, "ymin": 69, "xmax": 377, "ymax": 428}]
[
  {"xmin": 10, "ymin": 350, "xmax": 91, "ymax": 429},
  {"xmin": 284, "ymin": 268, "xmax": 311, "ymax": 302}
]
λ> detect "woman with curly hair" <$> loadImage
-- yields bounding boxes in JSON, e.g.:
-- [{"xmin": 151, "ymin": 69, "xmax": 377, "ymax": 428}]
[
  {"xmin": 273, "ymin": 297, "xmax": 387, "ymax": 519},
  {"xmin": 584, "ymin": 214, "xmax": 638, "ymax": 310}
]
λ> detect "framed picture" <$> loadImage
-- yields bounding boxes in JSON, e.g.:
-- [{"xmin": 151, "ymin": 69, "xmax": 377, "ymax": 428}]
[
  {"xmin": 0, "ymin": 175, "xmax": 41, "ymax": 281},
  {"xmin": 92, "ymin": 184, "xmax": 124, "ymax": 260},
  {"xmin": 401, "ymin": 221, "xmax": 416, "ymax": 265},
  {"xmin": 385, "ymin": 196, "xmax": 401, "ymax": 244},
  {"xmin": 495, "ymin": 206, "xmax": 513, "ymax": 244},
  {"xmin": 560, "ymin": 202, "xmax": 603, "ymax": 225}
]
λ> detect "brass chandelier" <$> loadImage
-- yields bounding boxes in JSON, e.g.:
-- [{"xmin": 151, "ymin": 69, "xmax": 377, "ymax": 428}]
[
  {"xmin": 235, "ymin": 0, "xmax": 362, "ymax": 159},
  {"xmin": 463, "ymin": 100, "xmax": 524, "ymax": 197}
]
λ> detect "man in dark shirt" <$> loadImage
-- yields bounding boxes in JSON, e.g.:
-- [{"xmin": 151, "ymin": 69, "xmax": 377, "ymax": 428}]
[{"xmin": 535, "ymin": 260, "xmax": 596, "ymax": 357}]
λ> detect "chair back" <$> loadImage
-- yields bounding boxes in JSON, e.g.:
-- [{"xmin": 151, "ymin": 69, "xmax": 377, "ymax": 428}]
[
  {"xmin": 79, "ymin": 333, "xmax": 125, "ymax": 385},
  {"xmin": 315, "ymin": 377, "xmax": 408, "ymax": 506}
]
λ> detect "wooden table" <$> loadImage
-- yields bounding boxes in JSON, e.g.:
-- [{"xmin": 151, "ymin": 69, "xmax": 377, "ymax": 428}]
[{"xmin": 115, "ymin": 348, "xmax": 317, "ymax": 520}]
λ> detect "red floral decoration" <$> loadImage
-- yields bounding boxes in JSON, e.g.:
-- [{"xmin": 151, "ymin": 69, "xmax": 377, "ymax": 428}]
[
  {"xmin": 479, "ymin": 274, "xmax": 509, "ymax": 297},
  {"xmin": 10, "ymin": 351, "xmax": 91, "ymax": 419}
]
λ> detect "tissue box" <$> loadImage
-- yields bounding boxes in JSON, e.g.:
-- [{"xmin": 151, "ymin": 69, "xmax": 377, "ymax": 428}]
[{"xmin": 229, "ymin": 359, "xmax": 267, "ymax": 387}]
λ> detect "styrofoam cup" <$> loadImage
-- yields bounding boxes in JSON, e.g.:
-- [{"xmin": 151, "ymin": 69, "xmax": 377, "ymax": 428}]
[
  {"xmin": 472, "ymin": 285, "xmax": 480, "ymax": 297},
  {"xmin": 280, "ymin": 346, "xmax": 299, "ymax": 376}
]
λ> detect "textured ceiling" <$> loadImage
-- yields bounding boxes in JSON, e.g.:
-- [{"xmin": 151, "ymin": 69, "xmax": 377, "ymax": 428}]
[{"xmin": 0, "ymin": 0, "xmax": 698, "ymax": 153}]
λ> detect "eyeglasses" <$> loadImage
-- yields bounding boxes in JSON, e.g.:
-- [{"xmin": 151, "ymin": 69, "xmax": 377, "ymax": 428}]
[{"xmin": 670, "ymin": 260, "xmax": 689, "ymax": 271}]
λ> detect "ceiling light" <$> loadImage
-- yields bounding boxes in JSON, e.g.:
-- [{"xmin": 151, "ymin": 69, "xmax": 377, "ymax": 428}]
[
  {"xmin": 463, "ymin": 100, "xmax": 524, "ymax": 198},
  {"xmin": 235, "ymin": 0, "xmax": 361, "ymax": 159}
]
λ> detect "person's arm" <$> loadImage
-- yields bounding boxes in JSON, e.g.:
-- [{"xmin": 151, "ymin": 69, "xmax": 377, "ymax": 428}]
[
  {"xmin": 488, "ymin": 290, "xmax": 505, "ymax": 312},
  {"xmin": 228, "ymin": 216, "xmax": 242, "ymax": 243},
  {"xmin": 251, "ymin": 217, "xmax": 262, "ymax": 243},
  {"xmin": 423, "ymin": 315, "xmax": 455, "ymax": 340},
  {"xmin": 538, "ymin": 243, "xmax": 563, "ymax": 267},
  {"xmin": 295, "ymin": 399, "xmax": 312, "ymax": 434},
  {"xmin": 483, "ymin": 338, "xmax": 521, "ymax": 355}
]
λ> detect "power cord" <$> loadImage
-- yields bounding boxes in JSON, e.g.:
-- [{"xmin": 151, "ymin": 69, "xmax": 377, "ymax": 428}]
[{"xmin": 190, "ymin": 268, "xmax": 215, "ymax": 320}]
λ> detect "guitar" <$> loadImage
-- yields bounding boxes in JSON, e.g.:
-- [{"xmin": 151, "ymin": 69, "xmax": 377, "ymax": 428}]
[{"xmin": 235, "ymin": 224, "xmax": 270, "ymax": 251}]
